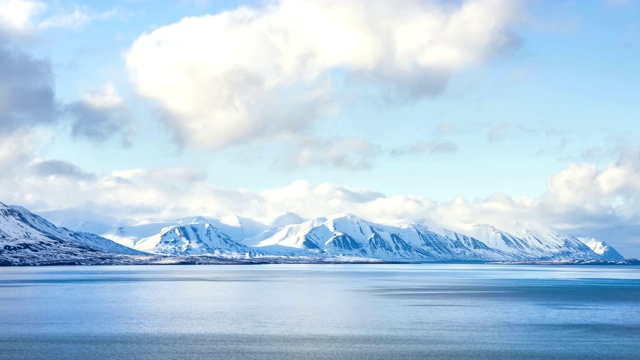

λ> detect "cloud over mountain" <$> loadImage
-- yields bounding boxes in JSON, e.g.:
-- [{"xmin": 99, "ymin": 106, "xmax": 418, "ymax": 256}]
[{"xmin": 5, "ymin": 146, "xmax": 640, "ymax": 256}]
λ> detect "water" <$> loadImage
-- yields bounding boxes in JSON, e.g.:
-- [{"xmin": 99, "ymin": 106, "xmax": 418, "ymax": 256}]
[{"xmin": 1, "ymin": 264, "xmax": 639, "ymax": 359}]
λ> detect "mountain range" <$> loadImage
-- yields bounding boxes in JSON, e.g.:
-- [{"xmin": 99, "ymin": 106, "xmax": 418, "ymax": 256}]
[{"xmin": 0, "ymin": 201, "xmax": 626, "ymax": 265}]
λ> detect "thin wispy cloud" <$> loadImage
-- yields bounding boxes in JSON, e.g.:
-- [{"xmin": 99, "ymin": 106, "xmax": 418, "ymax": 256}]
[
  {"xmin": 272, "ymin": 136, "xmax": 378, "ymax": 170},
  {"xmin": 390, "ymin": 140, "xmax": 458, "ymax": 157},
  {"xmin": 38, "ymin": 5, "xmax": 130, "ymax": 30}
]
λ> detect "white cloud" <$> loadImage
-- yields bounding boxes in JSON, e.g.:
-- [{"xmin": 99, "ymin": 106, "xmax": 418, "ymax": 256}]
[
  {"xmin": 126, "ymin": 0, "xmax": 523, "ymax": 150},
  {"xmin": 7, "ymin": 153, "xmax": 634, "ymax": 232},
  {"xmin": 1, "ymin": 156, "xmax": 631, "ymax": 229},
  {"xmin": 0, "ymin": 130, "xmax": 34, "ymax": 170},
  {"xmin": 540, "ymin": 160, "xmax": 640, "ymax": 227},
  {"xmin": 0, "ymin": 1, "xmax": 127, "ymax": 33},
  {"xmin": 0, "ymin": 0, "xmax": 45, "ymax": 34},
  {"xmin": 82, "ymin": 84, "xmax": 123, "ymax": 109},
  {"xmin": 39, "ymin": 5, "xmax": 90, "ymax": 29},
  {"xmin": 38, "ymin": 5, "xmax": 126, "ymax": 30},
  {"xmin": 6, "ymin": 147, "xmax": 640, "ymax": 255}
]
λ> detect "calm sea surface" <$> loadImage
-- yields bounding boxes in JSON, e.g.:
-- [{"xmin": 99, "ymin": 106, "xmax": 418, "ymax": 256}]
[{"xmin": 1, "ymin": 264, "xmax": 639, "ymax": 360}]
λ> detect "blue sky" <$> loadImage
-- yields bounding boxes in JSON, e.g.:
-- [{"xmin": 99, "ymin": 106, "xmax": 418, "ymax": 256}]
[{"xmin": 1, "ymin": 0, "xmax": 640, "ymax": 256}]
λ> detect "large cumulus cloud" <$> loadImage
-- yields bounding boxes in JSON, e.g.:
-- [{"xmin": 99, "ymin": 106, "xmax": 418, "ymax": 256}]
[
  {"xmin": 0, "ymin": 0, "xmax": 45, "ymax": 35},
  {"xmin": 125, "ymin": 0, "xmax": 522, "ymax": 150}
]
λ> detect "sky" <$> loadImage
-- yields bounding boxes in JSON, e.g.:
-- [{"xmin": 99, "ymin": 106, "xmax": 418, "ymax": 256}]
[{"xmin": 1, "ymin": 0, "xmax": 640, "ymax": 257}]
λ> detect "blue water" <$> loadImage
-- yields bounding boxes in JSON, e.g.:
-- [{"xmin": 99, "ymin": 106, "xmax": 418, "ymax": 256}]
[{"xmin": 1, "ymin": 264, "xmax": 639, "ymax": 359}]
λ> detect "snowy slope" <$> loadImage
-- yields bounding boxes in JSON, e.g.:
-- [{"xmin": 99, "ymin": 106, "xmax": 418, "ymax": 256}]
[
  {"xmin": 100, "ymin": 215, "xmax": 269, "ymax": 250},
  {"xmin": 0, "ymin": 202, "xmax": 144, "ymax": 265},
  {"xmin": 463, "ymin": 224, "xmax": 606, "ymax": 261},
  {"xmin": 134, "ymin": 222, "xmax": 253, "ymax": 256},
  {"xmin": 247, "ymin": 214, "xmax": 512, "ymax": 261},
  {"xmin": 209, "ymin": 215, "xmax": 269, "ymax": 242},
  {"xmin": 578, "ymin": 237, "xmax": 624, "ymax": 260},
  {"xmin": 103, "ymin": 220, "xmax": 178, "ymax": 248}
]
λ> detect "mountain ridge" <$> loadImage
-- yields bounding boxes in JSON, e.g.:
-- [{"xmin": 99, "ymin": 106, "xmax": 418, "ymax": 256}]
[
  {"xmin": 0, "ymin": 202, "xmax": 627, "ymax": 265},
  {"xmin": 102, "ymin": 211, "xmax": 623, "ymax": 262}
]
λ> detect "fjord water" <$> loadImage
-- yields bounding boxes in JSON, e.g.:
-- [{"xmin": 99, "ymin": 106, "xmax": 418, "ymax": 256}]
[{"xmin": 1, "ymin": 265, "xmax": 639, "ymax": 360}]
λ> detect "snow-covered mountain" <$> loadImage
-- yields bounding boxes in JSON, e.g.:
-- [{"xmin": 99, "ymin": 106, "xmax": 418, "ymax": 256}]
[
  {"xmin": 133, "ymin": 223, "xmax": 253, "ymax": 257},
  {"xmin": 95, "ymin": 212, "xmax": 620, "ymax": 262},
  {"xmin": 97, "ymin": 214, "xmax": 268, "ymax": 251},
  {"xmin": 244, "ymin": 214, "xmax": 609, "ymax": 262},
  {"xmin": 0, "ymin": 202, "xmax": 144, "ymax": 265},
  {"xmin": 462, "ymin": 223, "xmax": 608, "ymax": 261},
  {"xmin": 3, "ymin": 202, "xmax": 626, "ymax": 264},
  {"xmin": 245, "ymin": 214, "xmax": 495, "ymax": 261}
]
